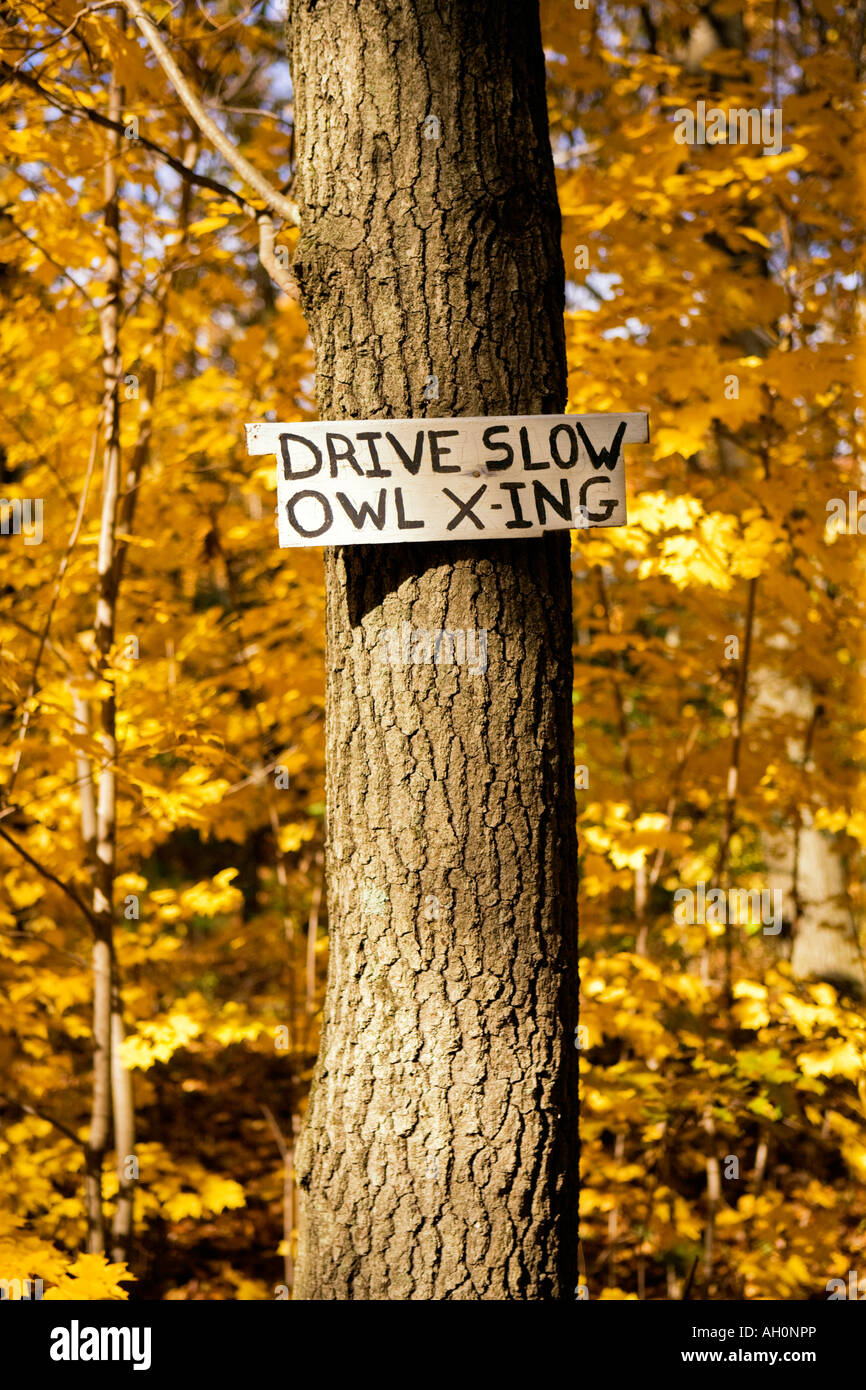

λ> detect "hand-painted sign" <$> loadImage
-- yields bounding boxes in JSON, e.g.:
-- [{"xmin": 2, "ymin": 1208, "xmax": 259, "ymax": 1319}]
[{"xmin": 245, "ymin": 411, "xmax": 648, "ymax": 547}]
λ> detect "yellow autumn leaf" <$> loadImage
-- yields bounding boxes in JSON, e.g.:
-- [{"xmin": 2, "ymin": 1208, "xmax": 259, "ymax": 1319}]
[
  {"xmin": 799, "ymin": 1042, "xmax": 862, "ymax": 1080},
  {"xmin": 162, "ymin": 1191, "xmax": 204, "ymax": 1222},
  {"xmin": 43, "ymin": 1253, "xmax": 131, "ymax": 1301},
  {"xmin": 735, "ymin": 226, "xmax": 772, "ymax": 248},
  {"xmin": 733, "ymin": 997, "xmax": 770, "ymax": 1030}
]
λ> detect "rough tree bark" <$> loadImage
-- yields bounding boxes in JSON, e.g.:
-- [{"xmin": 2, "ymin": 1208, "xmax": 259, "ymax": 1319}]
[{"xmin": 287, "ymin": 0, "xmax": 579, "ymax": 1299}]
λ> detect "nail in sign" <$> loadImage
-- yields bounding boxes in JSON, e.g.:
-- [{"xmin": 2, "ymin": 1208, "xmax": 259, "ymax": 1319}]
[{"xmin": 245, "ymin": 412, "xmax": 648, "ymax": 547}]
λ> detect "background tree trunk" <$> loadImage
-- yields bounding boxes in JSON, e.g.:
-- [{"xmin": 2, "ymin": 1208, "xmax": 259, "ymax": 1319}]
[
  {"xmin": 755, "ymin": 669, "xmax": 865, "ymax": 997},
  {"xmin": 288, "ymin": 0, "xmax": 579, "ymax": 1299}
]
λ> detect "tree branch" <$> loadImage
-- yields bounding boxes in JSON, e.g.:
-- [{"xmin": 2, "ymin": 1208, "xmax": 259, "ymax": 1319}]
[
  {"xmin": 118, "ymin": 0, "xmax": 300, "ymax": 226},
  {"xmin": 0, "ymin": 60, "xmax": 248, "ymax": 211},
  {"xmin": 0, "ymin": 206, "xmax": 96, "ymax": 306},
  {"xmin": 1, "ymin": 58, "xmax": 299, "ymax": 295},
  {"xmin": 257, "ymin": 211, "xmax": 298, "ymax": 301},
  {"xmin": 0, "ymin": 1092, "xmax": 83, "ymax": 1148},
  {"xmin": 0, "ymin": 823, "xmax": 97, "ymax": 928}
]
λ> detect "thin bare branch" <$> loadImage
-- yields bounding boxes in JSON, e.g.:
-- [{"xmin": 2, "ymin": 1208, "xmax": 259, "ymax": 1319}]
[
  {"xmin": 0, "ymin": 60, "xmax": 249, "ymax": 211},
  {"xmin": 118, "ymin": 0, "xmax": 300, "ymax": 225},
  {"xmin": 0, "ymin": 929, "xmax": 88, "ymax": 969},
  {"xmin": 0, "ymin": 206, "xmax": 96, "ymax": 306},
  {"xmin": 0, "ymin": 823, "xmax": 97, "ymax": 928},
  {"xmin": 0, "ymin": 1092, "xmax": 83, "ymax": 1148},
  {"xmin": 257, "ymin": 211, "xmax": 299, "ymax": 300}
]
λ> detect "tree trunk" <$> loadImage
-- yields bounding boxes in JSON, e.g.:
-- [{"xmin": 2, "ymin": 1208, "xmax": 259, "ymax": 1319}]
[
  {"xmin": 755, "ymin": 669, "xmax": 865, "ymax": 997},
  {"xmin": 84, "ymin": 64, "xmax": 125, "ymax": 1257},
  {"xmin": 288, "ymin": 0, "xmax": 579, "ymax": 1300}
]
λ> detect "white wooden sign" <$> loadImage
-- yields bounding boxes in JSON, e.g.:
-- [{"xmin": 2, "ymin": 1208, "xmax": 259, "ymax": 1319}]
[{"xmin": 245, "ymin": 412, "xmax": 648, "ymax": 547}]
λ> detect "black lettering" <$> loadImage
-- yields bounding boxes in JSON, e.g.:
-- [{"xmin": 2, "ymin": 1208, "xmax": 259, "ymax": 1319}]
[
  {"xmin": 533, "ymin": 479, "xmax": 572, "ymax": 525},
  {"xmin": 279, "ymin": 433, "xmax": 322, "ymax": 480},
  {"xmin": 326, "ymin": 432, "xmax": 364, "ymax": 477},
  {"xmin": 395, "ymin": 487, "xmax": 424, "ymax": 530},
  {"xmin": 336, "ymin": 489, "xmax": 388, "ymax": 530},
  {"xmin": 443, "ymin": 485, "xmax": 486, "ymax": 530},
  {"xmin": 519, "ymin": 425, "xmax": 549, "ymax": 470},
  {"xmin": 549, "ymin": 423, "xmax": 579, "ymax": 469},
  {"xmin": 385, "ymin": 429, "xmax": 425, "ymax": 475},
  {"xmin": 429, "ymin": 429, "xmax": 461, "ymax": 473},
  {"xmin": 499, "ymin": 482, "xmax": 533, "ymax": 529},
  {"xmin": 576, "ymin": 420, "xmax": 627, "ymax": 471},
  {"xmin": 578, "ymin": 476, "xmax": 619, "ymax": 521},
  {"xmin": 285, "ymin": 490, "xmax": 332, "ymax": 538},
  {"xmin": 482, "ymin": 425, "xmax": 514, "ymax": 471},
  {"xmin": 356, "ymin": 431, "xmax": 391, "ymax": 478}
]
